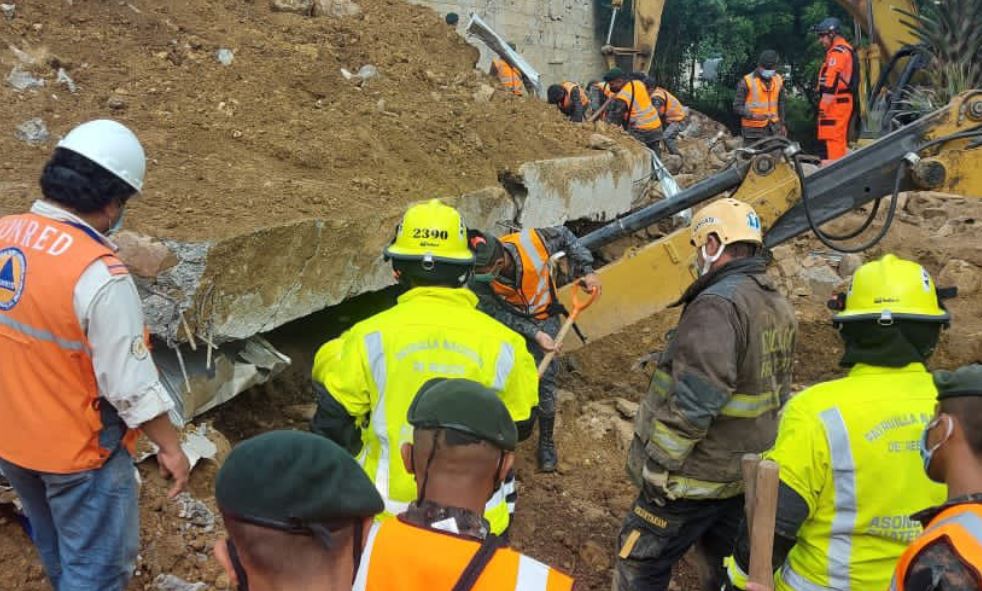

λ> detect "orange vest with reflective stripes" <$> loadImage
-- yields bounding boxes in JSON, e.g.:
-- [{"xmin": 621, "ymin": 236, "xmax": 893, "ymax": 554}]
[
  {"xmin": 741, "ymin": 73, "xmax": 783, "ymax": 128},
  {"xmin": 818, "ymin": 37, "xmax": 855, "ymax": 95},
  {"xmin": 890, "ymin": 504, "xmax": 982, "ymax": 590},
  {"xmin": 354, "ymin": 518, "xmax": 574, "ymax": 591},
  {"xmin": 614, "ymin": 80, "xmax": 662, "ymax": 131},
  {"xmin": 560, "ymin": 82, "xmax": 588, "ymax": 112},
  {"xmin": 653, "ymin": 87, "xmax": 686, "ymax": 123},
  {"xmin": 0, "ymin": 213, "xmax": 137, "ymax": 473},
  {"xmin": 492, "ymin": 58, "xmax": 524, "ymax": 96},
  {"xmin": 491, "ymin": 230, "xmax": 554, "ymax": 321}
]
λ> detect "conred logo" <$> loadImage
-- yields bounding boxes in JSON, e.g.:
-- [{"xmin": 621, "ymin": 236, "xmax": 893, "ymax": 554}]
[{"xmin": 0, "ymin": 247, "xmax": 27, "ymax": 311}]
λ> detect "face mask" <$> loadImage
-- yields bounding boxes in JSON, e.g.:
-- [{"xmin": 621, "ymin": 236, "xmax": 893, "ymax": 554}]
[
  {"xmin": 698, "ymin": 244, "xmax": 724, "ymax": 276},
  {"xmin": 919, "ymin": 415, "xmax": 953, "ymax": 479},
  {"xmin": 759, "ymin": 69, "xmax": 776, "ymax": 79},
  {"xmin": 107, "ymin": 206, "xmax": 126, "ymax": 236},
  {"xmin": 472, "ymin": 271, "xmax": 498, "ymax": 283}
]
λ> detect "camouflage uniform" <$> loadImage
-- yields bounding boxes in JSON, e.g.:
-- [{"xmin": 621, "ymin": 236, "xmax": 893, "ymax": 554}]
[
  {"xmin": 402, "ymin": 500, "xmax": 490, "ymax": 541},
  {"xmin": 901, "ymin": 495, "xmax": 982, "ymax": 590},
  {"xmin": 615, "ymin": 257, "xmax": 797, "ymax": 591}
]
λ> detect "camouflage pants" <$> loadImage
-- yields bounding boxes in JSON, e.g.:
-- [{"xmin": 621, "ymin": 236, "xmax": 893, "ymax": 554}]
[
  {"xmin": 613, "ymin": 487, "xmax": 743, "ymax": 591},
  {"xmin": 527, "ymin": 315, "xmax": 561, "ymax": 418}
]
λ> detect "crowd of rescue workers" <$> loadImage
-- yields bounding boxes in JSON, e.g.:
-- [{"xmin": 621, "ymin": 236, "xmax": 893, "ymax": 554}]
[{"xmin": 0, "ymin": 12, "xmax": 980, "ymax": 591}]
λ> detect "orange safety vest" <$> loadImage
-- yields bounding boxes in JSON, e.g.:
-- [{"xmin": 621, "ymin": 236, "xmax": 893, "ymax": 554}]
[
  {"xmin": 652, "ymin": 87, "xmax": 686, "ymax": 123},
  {"xmin": 354, "ymin": 518, "xmax": 574, "ymax": 591},
  {"xmin": 0, "ymin": 213, "xmax": 137, "ymax": 473},
  {"xmin": 591, "ymin": 80, "xmax": 613, "ymax": 98},
  {"xmin": 613, "ymin": 80, "xmax": 662, "ymax": 132},
  {"xmin": 559, "ymin": 81, "xmax": 588, "ymax": 113},
  {"xmin": 491, "ymin": 230, "xmax": 555, "ymax": 321},
  {"xmin": 492, "ymin": 58, "xmax": 524, "ymax": 96},
  {"xmin": 818, "ymin": 36, "xmax": 855, "ymax": 95},
  {"xmin": 741, "ymin": 73, "xmax": 783, "ymax": 128},
  {"xmin": 890, "ymin": 503, "xmax": 982, "ymax": 590}
]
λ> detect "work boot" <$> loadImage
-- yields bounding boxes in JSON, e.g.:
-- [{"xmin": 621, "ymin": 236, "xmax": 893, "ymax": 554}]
[{"xmin": 537, "ymin": 415, "xmax": 558, "ymax": 473}]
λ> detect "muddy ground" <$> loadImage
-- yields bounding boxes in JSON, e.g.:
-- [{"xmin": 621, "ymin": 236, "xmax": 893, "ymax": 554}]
[
  {"xmin": 4, "ymin": 192, "xmax": 977, "ymax": 590},
  {"xmin": 0, "ymin": 0, "xmax": 618, "ymax": 241}
]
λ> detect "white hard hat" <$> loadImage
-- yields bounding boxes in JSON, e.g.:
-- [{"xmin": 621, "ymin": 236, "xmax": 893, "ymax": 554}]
[{"xmin": 57, "ymin": 119, "xmax": 146, "ymax": 192}]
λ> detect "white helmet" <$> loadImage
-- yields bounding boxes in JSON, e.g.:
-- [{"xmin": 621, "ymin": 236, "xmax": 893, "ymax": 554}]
[{"xmin": 57, "ymin": 119, "xmax": 146, "ymax": 192}]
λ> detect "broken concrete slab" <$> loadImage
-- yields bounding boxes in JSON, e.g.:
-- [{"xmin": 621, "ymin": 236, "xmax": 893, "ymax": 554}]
[{"xmin": 129, "ymin": 148, "xmax": 651, "ymax": 345}]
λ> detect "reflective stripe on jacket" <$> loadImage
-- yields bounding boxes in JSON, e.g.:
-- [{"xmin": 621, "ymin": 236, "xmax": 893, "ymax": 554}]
[
  {"xmin": 560, "ymin": 81, "xmax": 588, "ymax": 112},
  {"xmin": 312, "ymin": 287, "xmax": 539, "ymax": 534},
  {"xmin": 652, "ymin": 87, "xmax": 686, "ymax": 123},
  {"xmin": 613, "ymin": 80, "xmax": 662, "ymax": 131},
  {"xmin": 0, "ymin": 213, "xmax": 137, "ymax": 473},
  {"xmin": 628, "ymin": 260, "xmax": 796, "ymax": 498},
  {"xmin": 353, "ymin": 519, "xmax": 574, "ymax": 591},
  {"xmin": 890, "ymin": 504, "xmax": 982, "ymax": 590},
  {"xmin": 741, "ymin": 73, "xmax": 783, "ymax": 128},
  {"xmin": 768, "ymin": 363, "xmax": 947, "ymax": 591},
  {"xmin": 491, "ymin": 230, "xmax": 555, "ymax": 321},
  {"xmin": 492, "ymin": 58, "xmax": 524, "ymax": 96}
]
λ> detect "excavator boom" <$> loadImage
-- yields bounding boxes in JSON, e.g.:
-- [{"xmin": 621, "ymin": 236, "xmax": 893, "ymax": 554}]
[{"xmin": 559, "ymin": 91, "xmax": 982, "ymax": 349}]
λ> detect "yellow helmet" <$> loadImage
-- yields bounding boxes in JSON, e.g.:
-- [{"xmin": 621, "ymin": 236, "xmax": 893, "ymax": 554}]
[
  {"xmin": 384, "ymin": 199, "xmax": 474, "ymax": 264},
  {"xmin": 833, "ymin": 254, "xmax": 950, "ymax": 324},
  {"xmin": 690, "ymin": 198, "xmax": 763, "ymax": 249}
]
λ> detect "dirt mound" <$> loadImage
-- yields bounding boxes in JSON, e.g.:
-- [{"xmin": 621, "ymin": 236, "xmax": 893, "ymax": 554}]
[{"xmin": 0, "ymin": 0, "xmax": 604, "ymax": 241}]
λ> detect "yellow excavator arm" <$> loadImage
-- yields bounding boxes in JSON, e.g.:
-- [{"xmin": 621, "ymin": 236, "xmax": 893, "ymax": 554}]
[{"xmin": 559, "ymin": 91, "xmax": 982, "ymax": 348}]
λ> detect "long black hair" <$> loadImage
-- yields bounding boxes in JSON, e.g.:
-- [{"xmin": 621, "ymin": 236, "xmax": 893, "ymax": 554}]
[{"xmin": 39, "ymin": 148, "xmax": 136, "ymax": 213}]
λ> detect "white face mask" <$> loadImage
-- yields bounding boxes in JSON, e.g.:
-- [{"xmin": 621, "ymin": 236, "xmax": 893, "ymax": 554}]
[
  {"xmin": 107, "ymin": 206, "xmax": 126, "ymax": 236},
  {"xmin": 759, "ymin": 69, "xmax": 776, "ymax": 79},
  {"xmin": 698, "ymin": 243, "xmax": 725, "ymax": 276}
]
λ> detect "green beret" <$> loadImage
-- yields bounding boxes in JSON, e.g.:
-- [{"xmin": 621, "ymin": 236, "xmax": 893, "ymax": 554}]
[
  {"xmin": 467, "ymin": 230, "xmax": 503, "ymax": 268},
  {"xmin": 408, "ymin": 378, "xmax": 518, "ymax": 451},
  {"xmin": 603, "ymin": 67, "xmax": 626, "ymax": 82},
  {"xmin": 935, "ymin": 364, "xmax": 982, "ymax": 400},
  {"xmin": 216, "ymin": 431, "xmax": 382, "ymax": 531}
]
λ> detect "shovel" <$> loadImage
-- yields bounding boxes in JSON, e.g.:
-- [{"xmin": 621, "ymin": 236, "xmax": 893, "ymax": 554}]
[{"xmin": 537, "ymin": 282, "xmax": 598, "ymax": 377}]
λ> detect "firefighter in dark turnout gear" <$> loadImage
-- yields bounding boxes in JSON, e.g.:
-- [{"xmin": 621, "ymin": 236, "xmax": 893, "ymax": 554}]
[{"xmin": 613, "ymin": 198, "xmax": 797, "ymax": 591}]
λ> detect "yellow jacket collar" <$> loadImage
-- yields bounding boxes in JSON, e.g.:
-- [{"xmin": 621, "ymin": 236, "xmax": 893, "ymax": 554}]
[
  {"xmin": 848, "ymin": 362, "xmax": 928, "ymax": 377},
  {"xmin": 398, "ymin": 286, "xmax": 479, "ymax": 308}
]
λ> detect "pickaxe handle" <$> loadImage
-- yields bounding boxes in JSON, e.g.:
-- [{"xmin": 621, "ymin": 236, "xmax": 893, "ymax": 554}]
[{"xmin": 742, "ymin": 454, "xmax": 780, "ymax": 588}]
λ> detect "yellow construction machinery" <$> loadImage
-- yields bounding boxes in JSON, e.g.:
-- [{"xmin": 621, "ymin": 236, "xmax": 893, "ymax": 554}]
[
  {"xmin": 602, "ymin": 0, "xmax": 920, "ymax": 135},
  {"xmin": 559, "ymin": 91, "xmax": 982, "ymax": 347}
]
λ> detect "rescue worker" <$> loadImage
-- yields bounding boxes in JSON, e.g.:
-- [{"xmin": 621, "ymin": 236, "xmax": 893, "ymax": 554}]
[
  {"xmin": 310, "ymin": 199, "xmax": 538, "ymax": 536},
  {"xmin": 603, "ymin": 68, "xmax": 664, "ymax": 155},
  {"xmin": 547, "ymin": 82, "xmax": 588, "ymax": 122},
  {"xmin": 0, "ymin": 119, "xmax": 190, "ymax": 590},
  {"xmin": 353, "ymin": 378, "xmax": 574, "ymax": 590},
  {"xmin": 813, "ymin": 17, "xmax": 857, "ymax": 161},
  {"xmin": 890, "ymin": 364, "xmax": 982, "ymax": 590},
  {"xmin": 614, "ymin": 198, "xmax": 796, "ymax": 591},
  {"xmin": 646, "ymin": 77, "xmax": 689, "ymax": 157},
  {"xmin": 726, "ymin": 254, "xmax": 950, "ymax": 591},
  {"xmin": 734, "ymin": 50, "xmax": 787, "ymax": 143},
  {"xmin": 467, "ymin": 227, "xmax": 601, "ymax": 473},
  {"xmin": 213, "ymin": 430, "xmax": 384, "ymax": 591},
  {"xmin": 587, "ymin": 79, "xmax": 613, "ymax": 113},
  {"xmin": 490, "ymin": 44, "xmax": 526, "ymax": 96}
]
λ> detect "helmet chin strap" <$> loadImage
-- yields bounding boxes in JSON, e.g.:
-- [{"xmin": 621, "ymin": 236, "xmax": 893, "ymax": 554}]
[{"xmin": 699, "ymin": 243, "xmax": 725, "ymax": 276}]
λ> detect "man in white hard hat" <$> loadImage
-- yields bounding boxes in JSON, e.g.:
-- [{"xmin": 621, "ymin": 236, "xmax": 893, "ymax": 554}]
[
  {"xmin": 614, "ymin": 198, "xmax": 797, "ymax": 590},
  {"xmin": 0, "ymin": 120, "xmax": 189, "ymax": 590}
]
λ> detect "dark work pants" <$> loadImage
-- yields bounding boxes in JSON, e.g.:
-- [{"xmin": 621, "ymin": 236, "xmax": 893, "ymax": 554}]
[{"xmin": 613, "ymin": 487, "xmax": 744, "ymax": 591}]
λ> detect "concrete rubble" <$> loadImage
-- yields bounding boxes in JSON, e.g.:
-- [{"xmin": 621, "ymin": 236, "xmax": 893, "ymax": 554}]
[{"xmin": 115, "ymin": 146, "xmax": 651, "ymax": 419}]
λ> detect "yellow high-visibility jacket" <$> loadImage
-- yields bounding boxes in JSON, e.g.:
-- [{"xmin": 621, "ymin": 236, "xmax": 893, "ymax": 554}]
[
  {"xmin": 312, "ymin": 286, "xmax": 538, "ymax": 534},
  {"xmin": 767, "ymin": 363, "xmax": 946, "ymax": 591}
]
